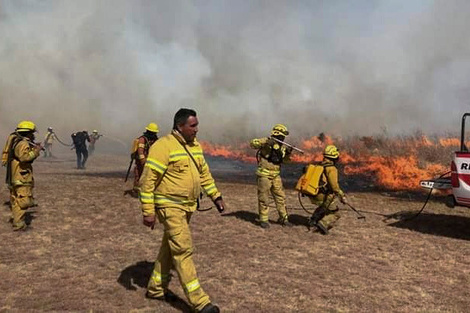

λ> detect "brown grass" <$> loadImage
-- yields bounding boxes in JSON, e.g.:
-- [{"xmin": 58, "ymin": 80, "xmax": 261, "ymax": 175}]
[{"xmin": 1, "ymin": 153, "xmax": 470, "ymax": 312}]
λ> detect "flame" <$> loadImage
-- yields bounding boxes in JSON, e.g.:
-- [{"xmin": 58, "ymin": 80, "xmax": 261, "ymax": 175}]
[
  {"xmin": 439, "ymin": 138, "xmax": 460, "ymax": 147},
  {"xmin": 201, "ymin": 134, "xmax": 459, "ymax": 191}
]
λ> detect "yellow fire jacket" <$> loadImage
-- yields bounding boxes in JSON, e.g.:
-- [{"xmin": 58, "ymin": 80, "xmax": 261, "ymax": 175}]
[
  {"xmin": 250, "ymin": 137, "xmax": 290, "ymax": 178},
  {"xmin": 321, "ymin": 159, "xmax": 345, "ymax": 198},
  {"xmin": 7, "ymin": 135, "xmax": 40, "ymax": 187},
  {"xmin": 44, "ymin": 132, "xmax": 56, "ymax": 144},
  {"xmin": 139, "ymin": 130, "xmax": 221, "ymax": 216}
]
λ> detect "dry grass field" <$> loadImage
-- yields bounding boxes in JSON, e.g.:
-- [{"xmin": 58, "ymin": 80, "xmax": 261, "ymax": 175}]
[{"xmin": 1, "ymin": 152, "xmax": 470, "ymax": 312}]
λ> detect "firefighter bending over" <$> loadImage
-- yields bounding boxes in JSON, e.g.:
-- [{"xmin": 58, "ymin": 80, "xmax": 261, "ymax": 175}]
[
  {"xmin": 308, "ymin": 145, "xmax": 347, "ymax": 235},
  {"xmin": 2, "ymin": 121, "xmax": 42, "ymax": 231},
  {"xmin": 139, "ymin": 109, "xmax": 224, "ymax": 313},
  {"xmin": 132, "ymin": 123, "xmax": 159, "ymax": 196},
  {"xmin": 44, "ymin": 127, "xmax": 56, "ymax": 158},
  {"xmin": 250, "ymin": 124, "xmax": 293, "ymax": 229}
]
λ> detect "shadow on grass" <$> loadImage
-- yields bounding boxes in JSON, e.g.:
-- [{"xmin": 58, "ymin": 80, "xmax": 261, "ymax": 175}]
[
  {"xmin": 118, "ymin": 261, "xmax": 192, "ymax": 313},
  {"xmin": 42, "ymin": 170, "xmax": 126, "ymax": 178},
  {"xmin": 387, "ymin": 212, "xmax": 470, "ymax": 240},
  {"xmin": 222, "ymin": 211, "xmax": 258, "ymax": 226},
  {"xmin": 25, "ymin": 211, "xmax": 36, "ymax": 225},
  {"xmin": 222, "ymin": 210, "xmax": 309, "ymax": 227}
]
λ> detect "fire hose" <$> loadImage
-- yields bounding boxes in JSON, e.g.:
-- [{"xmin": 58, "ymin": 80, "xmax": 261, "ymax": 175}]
[
  {"xmin": 52, "ymin": 132, "xmax": 73, "ymax": 147},
  {"xmin": 383, "ymin": 170, "xmax": 452, "ymax": 221}
]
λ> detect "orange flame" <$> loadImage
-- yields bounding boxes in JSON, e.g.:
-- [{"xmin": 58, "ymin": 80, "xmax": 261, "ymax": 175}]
[{"xmin": 201, "ymin": 134, "xmax": 457, "ymax": 191}]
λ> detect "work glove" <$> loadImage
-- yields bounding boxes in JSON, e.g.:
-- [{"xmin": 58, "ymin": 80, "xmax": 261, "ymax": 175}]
[
  {"xmin": 143, "ymin": 215, "xmax": 156, "ymax": 229},
  {"xmin": 285, "ymin": 146, "xmax": 293, "ymax": 155},
  {"xmin": 214, "ymin": 196, "xmax": 226, "ymax": 213},
  {"xmin": 340, "ymin": 195, "xmax": 348, "ymax": 205}
]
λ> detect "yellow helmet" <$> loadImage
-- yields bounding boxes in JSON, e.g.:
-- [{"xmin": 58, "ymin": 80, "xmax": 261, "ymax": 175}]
[
  {"xmin": 324, "ymin": 145, "xmax": 340, "ymax": 159},
  {"xmin": 16, "ymin": 120, "xmax": 37, "ymax": 133},
  {"xmin": 92, "ymin": 130, "xmax": 98, "ymax": 133},
  {"xmin": 145, "ymin": 122, "xmax": 159, "ymax": 133},
  {"xmin": 271, "ymin": 124, "xmax": 289, "ymax": 137}
]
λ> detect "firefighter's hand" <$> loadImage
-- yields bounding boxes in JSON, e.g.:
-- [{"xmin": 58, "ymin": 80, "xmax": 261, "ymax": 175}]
[
  {"xmin": 285, "ymin": 146, "xmax": 293, "ymax": 155},
  {"xmin": 214, "ymin": 197, "xmax": 226, "ymax": 214},
  {"xmin": 143, "ymin": 215, "xmax": 156, "ymax": 229},
  {"xmin": 340, "ymin": 196, "xmax": 348, "ymax": 204}
]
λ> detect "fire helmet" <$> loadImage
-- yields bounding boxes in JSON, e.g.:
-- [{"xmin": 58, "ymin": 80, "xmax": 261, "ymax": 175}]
[
  {"xmin": 146, "ymin": 122, "xmax": 159, "ymax": 133},
  {"xmin": 92, "ymin": 130, "xmax": 98, "ymax": 133},
  {"xmin": 47, "ymin": 127, "xmax": 53, "ymax": 132},
  {"xmin": 323, "ymin": 145, "xmax": 340, "ymax": 159},
  {"xmin": 16, "ymin": 121, "xmax": 37, "ymax": 133},
  {"xmin": 271, "ymin": 124, "xmax": 289, "ymax": 137}
]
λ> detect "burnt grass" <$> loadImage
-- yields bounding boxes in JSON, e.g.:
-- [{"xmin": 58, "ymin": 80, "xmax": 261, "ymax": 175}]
[{"xmin": 1, "ymin": 153, "xmax": 470, "ymax": 312}]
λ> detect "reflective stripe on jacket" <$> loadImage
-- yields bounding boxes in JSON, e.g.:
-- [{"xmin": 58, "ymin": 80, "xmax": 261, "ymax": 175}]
[
  {"xmin": 139, "ymin": 130, "xmax": 221, "ymax": 215},
  {"xmin": 321, "ymin": 159, "xmax": 345, "ymax": 197},
  {"xmin": 250, "ymin": 137, "xmax": 289, "ymax": 178},
  {"xmin": 9, "ymin": 138, "xmax": 40, "ymax": 187}
]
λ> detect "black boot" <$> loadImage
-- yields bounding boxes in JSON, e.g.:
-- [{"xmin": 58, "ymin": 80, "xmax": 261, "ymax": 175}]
[{"xmin": 199, "ymin": 303, "xmax": 220, "ymax": 313}]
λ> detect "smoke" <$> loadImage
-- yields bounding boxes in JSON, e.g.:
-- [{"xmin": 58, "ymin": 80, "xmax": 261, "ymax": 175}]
[{"xmin": 1, "ymin": 0, "xmax": 469, "ymax": 147}]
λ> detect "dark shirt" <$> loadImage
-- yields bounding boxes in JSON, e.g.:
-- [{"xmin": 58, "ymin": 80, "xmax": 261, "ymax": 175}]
[{"xmin": 72, "ymin": 131, "xmax": 90, "ymax": 150}]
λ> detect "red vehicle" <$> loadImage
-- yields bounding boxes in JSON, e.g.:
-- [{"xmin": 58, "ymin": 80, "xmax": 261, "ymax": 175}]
[{"xmin": 420, "ymin": 113, "xmax": 470, "ymax": 207}]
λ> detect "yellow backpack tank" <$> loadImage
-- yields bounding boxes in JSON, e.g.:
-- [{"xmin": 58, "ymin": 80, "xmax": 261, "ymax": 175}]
[
  {"xmin": 131, "ymin": 138, "xmax": 140, "ymax": 157},
  {"xmin": 295, "ymin": 164, "xmax": 326, "ymax": 196},
  {"xmin": 2, "ymin": 133, "xmax": 17, "ymax": 167}
]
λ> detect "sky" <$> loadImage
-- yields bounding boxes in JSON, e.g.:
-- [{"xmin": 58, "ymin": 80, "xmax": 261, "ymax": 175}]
[{"xmin": 1, "ymin": 0, "xmax": 469, "ymax": 144}]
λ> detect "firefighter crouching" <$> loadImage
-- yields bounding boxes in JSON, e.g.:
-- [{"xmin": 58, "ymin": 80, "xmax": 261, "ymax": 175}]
[
  {"xmin": 139, "ymin": 109, "xmax": 224, "ymax": 313},
  {"xmin": 308, "ymin": 145, "xmax": 347, "ymax": 235},
  {"xmin": 250, "ymin": 124, "xmax": 293, "ymax": 229},
  {"xmin": 132, "ymin": 123, "xmax": 159, "ymax": 195},
  {"xmin": 1, "ymin": 121, "xmax": 42, "ymax": 231}
]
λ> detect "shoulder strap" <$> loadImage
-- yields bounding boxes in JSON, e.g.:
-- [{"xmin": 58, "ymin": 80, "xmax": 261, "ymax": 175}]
[{"xmin": 172, "ymin": 133, "xmax": 202, "ymax": 174}]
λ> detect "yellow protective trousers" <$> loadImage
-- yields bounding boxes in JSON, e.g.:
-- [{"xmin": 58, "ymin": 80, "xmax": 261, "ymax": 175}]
[
  {"xmin": 257, "ymin": 175, "xmax": 288, "ymax": 223},
  {"xmin": 148, "ymin": 207, "xmax": 210, "ymax": 311},
  {"xmin": 309, "ymin": 193, "xmax": 341, "ymax": 229},
  {"xmin": 10, "ymin": 186, "xmax": 34, "ymax": 230}
]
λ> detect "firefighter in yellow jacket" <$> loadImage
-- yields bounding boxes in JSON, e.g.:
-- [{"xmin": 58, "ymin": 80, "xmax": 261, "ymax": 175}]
[
  {"xmin": 250, "ymin": 124, "xmax": 293, "ymax": 228},
  {"xmin": 44, "ymin": 127, "xmax": 56, "ymax": 157},
  {"xmin": 139, "ymin": 108, "xmax": 225, "ymax": 313},
  {"xmin": 2, "ymin": 121, "xmax": 42, "ymax": 231},
  {"xmin": 308, "ymin": 145, "xmax": 347, "ymax": 235}
]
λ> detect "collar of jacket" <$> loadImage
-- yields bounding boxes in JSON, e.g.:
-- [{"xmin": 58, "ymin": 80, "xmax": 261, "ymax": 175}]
[
  {"xmin": 171, "ymin": 129, "xmax": 199, "ymax": 147},
  {"xmin": 321, "ymin": 159, "xmax": 335, "ymax": 166}
]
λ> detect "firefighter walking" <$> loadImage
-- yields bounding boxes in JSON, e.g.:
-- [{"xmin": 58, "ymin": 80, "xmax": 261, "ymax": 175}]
[
  {"xmin": 139, "ymin": 109, "xmax": 224, "ymax": 313},
  {"xmin": 71, "ymin": 130, "xmax": 90, "ymax": 169},
  {"xmin": 2, "ymin": 121, "xmax": 42, "ymax": 231},
  {"xmin": 131, "ymin": 123, "xmax": 159, "ymax": 196},
  {"xmin": 250, "ymin": 124, "xmax": 293, "ymax": 228},
  {"xmin": 307, "ymin": 145, "xmax": 348, "ymax": 235}
]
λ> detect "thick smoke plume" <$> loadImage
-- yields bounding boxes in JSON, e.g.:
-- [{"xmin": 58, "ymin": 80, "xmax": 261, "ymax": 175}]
[{"xmin": 1, "ymin": 0, "xmax": 470, "ymax": 147}]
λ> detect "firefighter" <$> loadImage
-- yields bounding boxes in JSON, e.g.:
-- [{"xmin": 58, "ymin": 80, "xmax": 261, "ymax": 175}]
[
  {"xmin": 2, "ymin": 121, "xmax": 42, "ymax": 231},
  {"xmin": 71, "ymin": 130, "xmax": 90, "ymax": 169},
  {"xmin": 132, "ymin": 123, "xmax": 159, "ymax": 196},
  {"xmin": 307, "ymin": 145, "xmax": 347, "ymax": 235},
  {"xmin": 43, "ymin": 127, "xmax": 56, "ymax": 158},
  {"xmin": 139, "ymin": 109, "xmax": 224, "ymax": 313},
  {"xmin": 250, "ymin": 124, "xmax": 293, "ymax": 228},
  {"xmin": 88, "ymin": 130, "xmax": 102, "ymax": 155}
]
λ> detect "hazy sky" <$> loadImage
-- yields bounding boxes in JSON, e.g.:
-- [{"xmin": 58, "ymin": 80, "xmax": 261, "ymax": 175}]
[{"xmin": 1, "ymin": 0, "xmax": 469, "ymax": 143}]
